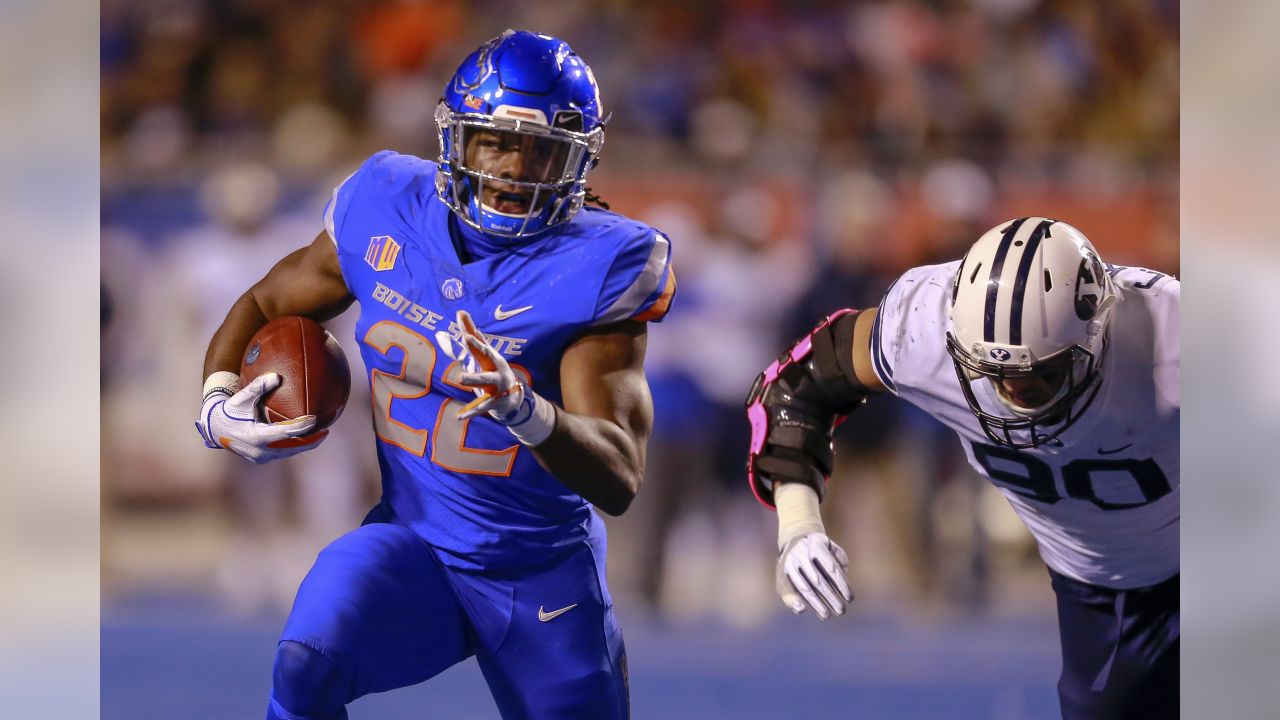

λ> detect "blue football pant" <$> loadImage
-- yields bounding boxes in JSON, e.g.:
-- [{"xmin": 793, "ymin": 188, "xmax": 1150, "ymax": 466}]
[
  {"xmin": 1051, "ymin": 569, "xmax": 1179, "ymax": 719},
  {"xmin": 266, "ymin": 519, "xmax": 628, "ymax": 720}
]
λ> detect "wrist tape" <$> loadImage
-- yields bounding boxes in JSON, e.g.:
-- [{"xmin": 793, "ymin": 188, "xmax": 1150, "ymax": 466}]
[
  {"xmin": 203, "ymin": 371, "xmax": 242, "ymax": 402},
  {"xmin": 775, "ymin": 482, "xmax": 826, "ymax": 549}
]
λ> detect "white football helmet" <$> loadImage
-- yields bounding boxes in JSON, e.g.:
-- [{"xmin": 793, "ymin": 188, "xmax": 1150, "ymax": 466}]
[{"xmin": 946, "ymin": 217, "xmax": 1116, "ymax": 448}]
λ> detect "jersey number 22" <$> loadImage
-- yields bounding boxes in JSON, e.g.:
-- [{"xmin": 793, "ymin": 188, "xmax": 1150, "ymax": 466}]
[{"xmin": 365, "ymin": 321, "xmax": 532, "ymax": 476}]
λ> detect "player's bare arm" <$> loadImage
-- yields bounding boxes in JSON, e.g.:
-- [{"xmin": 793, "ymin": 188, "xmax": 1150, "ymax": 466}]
[
  {"xmin": 195, "ymin": 231, "xmax": 353, "ymax": 464},
  {"xmin": 444, "ymin": 312, "xmax": 651, "ymax": 517},
  {"xmin": 848, "ymin": 308, "xmax": 887, "ymax": 394},
  {"xmin": 203, "ymin": 231, "xmax": 353, "ymax": 378},
  {"xmin": 532, "ymin": 320, "xmax": 652, "ymax": 517}
]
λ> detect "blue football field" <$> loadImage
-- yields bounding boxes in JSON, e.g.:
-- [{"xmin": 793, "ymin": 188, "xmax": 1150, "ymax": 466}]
[{"xmin": 103, "ymin": 593, "xmax": 1060, "ymax": 719}]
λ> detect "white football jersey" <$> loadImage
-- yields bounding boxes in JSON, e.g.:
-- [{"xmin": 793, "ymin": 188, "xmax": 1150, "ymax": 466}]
[{"xmin": 871, "ymin": 262, "xmax": 1179, "ymax": 589}]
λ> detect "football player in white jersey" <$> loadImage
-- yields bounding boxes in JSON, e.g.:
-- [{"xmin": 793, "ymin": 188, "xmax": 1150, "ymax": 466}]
[{"xmin": 745, "ymin": 217, "xmax": 1178, "ymax": 719}]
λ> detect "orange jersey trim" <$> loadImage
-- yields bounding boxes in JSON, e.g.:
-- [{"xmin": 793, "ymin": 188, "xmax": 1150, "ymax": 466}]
[{"xmin": 632, "ymin": 266, "xmax": 677, "ymax": 322}]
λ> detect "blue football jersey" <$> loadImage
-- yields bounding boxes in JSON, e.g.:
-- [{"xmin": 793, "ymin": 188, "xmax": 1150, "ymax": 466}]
[{"xmin": 324, "ymin": 151, "xmax": 676, "ymax": 571}]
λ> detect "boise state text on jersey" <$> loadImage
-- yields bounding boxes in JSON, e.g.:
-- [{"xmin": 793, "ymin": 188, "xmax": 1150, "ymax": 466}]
[{"xmin": 324, "ymin": 150, "xmax": 676, "ymax": 571}]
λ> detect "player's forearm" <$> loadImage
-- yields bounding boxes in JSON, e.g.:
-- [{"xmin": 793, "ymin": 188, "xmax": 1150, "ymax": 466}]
[
  {"xmin": 202, "ymin": 236, "xmax": 354, "ymax": 381},
  {"xmin": 203, "ymin": 290, "xmax": 271, "ymax": 379},
  {"xmin": 531, "ymin": 412, "xmax": 644, "ymax": 516}
]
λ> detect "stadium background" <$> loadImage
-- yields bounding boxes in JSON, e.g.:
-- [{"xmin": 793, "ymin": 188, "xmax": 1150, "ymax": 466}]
[{"xmin": 100, "ymin": 1, "xmax": 1178, "ymax": 717}]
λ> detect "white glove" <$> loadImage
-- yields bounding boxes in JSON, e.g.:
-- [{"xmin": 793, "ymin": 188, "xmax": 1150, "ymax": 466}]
[
  {"xmin": 436, "ymin": 310, "xmax": 556, "ymax": 446},
  {"xmin": 774, "ymin": 482, "xmax": 853, "ymax": 620},
  {"xmin": 778, "ymin": 532, "xmax": 852, "ymax": 620},
  {"xmin": 437, "ymin": 309, "xmax": 525, "ymax": 422},
  {"xmin": 195, "ymin": 372, "xmax": 325, "ymax": 464}
]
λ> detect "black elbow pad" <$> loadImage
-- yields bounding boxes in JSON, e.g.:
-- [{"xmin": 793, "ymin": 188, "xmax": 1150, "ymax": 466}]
[{"xmin": 745, "ymin": 310, "xmax": 871, "ymax": 507}]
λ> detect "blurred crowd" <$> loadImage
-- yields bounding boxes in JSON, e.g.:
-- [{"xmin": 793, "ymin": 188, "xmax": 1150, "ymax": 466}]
[
  {"xmin": 102, "ymin": 0, "xmax": 1178, "ymax": 182},
  {"xmin": 101, "ymin": 0, "xmax": 1178, "ymax": 624}
]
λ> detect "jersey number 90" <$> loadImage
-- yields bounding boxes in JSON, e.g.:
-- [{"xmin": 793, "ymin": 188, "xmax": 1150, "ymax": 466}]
[
  {"xmin": 971, "ymin": 442, "xmax": 1172, "ymax": 511},
  {"xmin": 365, "ymin": 321, "xmax": 532, "ymax": 476}
]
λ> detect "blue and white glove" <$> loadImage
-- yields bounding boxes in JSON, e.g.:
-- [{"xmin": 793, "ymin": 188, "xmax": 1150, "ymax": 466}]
[
  {"xmin": 195, "ymin": 371, "xmax": 326, "ymax": 464},
  {"xmin": 775, "ymin": 483, "xmax": 853, "ymax": 620},
  {"xmin": 436, "ymin": 310, "xmax": 556, "ymax": 446}
]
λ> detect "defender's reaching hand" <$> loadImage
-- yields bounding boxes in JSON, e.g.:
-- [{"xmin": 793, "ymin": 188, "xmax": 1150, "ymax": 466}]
[{"xmin": 778, "ymin": 532, "xmax": 852, "ymax": 620}]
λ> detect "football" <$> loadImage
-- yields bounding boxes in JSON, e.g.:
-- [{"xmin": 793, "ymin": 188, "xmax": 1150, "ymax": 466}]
[{"xmin": 239, "ymin": 316, "xmax": 351, "ymax": 429}]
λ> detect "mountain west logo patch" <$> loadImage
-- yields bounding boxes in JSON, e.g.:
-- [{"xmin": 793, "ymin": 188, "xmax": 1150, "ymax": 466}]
[{"xmin": 365, "ymin": 235, "xmax": 401, "ymax": 272}]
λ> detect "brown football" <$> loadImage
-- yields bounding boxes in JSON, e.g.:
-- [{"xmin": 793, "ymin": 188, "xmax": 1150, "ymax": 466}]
[{"xmin": 239, "ymin": 316, "xmax": 351, "ymax": 429}]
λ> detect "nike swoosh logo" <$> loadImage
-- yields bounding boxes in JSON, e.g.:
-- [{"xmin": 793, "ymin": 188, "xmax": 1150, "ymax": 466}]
[
  {"xmin": 537, "ymin": 603, "xmax": 578, "ymax": 622},
  {"xmin": 494, "ymin": 304, "xmax": 533, "ymax": 321},
  {"xmin": 1097, "ymin": 443, "xmax": 1133, "ymax": 455}
]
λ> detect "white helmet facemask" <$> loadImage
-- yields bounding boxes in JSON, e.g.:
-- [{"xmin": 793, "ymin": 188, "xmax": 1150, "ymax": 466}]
[
  {"xmin": 988, "ymin": 351, "xmax": 1075, "ymax": 418},
  {"xmin": 945, "ymin": 217, "xmax": 1116, "ymax": 448}
]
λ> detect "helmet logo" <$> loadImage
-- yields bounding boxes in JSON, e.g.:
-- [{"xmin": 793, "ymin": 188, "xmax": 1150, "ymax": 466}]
[
  {"xmin": 1073, "ymin": 252, "xmax": 1106, "ymax": 320},
  {"xmin": 455, "ymin": 35, "xmax": 501, "ymax": 91},
  {"xmin": 585, "ymin": 65, "xmax": 603, "ymax": 115},
  {"xmin": 989, "ymin": 348, "xmax": 1011, "ymax": 361},
  {"xmin": 552, "ymin": 109, "xmax": 584, "ymax": 132},
  {"xmin": 463, "ymin": 94, "xmax": 484, "ymax": 110}
]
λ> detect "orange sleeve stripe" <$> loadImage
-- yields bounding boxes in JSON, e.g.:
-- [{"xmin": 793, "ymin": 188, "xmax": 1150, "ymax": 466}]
[{"xmin": 632, "ymin": 266, "xmax": 677, "ymax": 322}]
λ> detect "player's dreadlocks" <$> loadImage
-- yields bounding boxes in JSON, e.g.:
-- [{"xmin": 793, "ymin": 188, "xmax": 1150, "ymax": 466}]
[{"xmin": 584, "ymin": 187, "xmax": 610, "ymax": 210}]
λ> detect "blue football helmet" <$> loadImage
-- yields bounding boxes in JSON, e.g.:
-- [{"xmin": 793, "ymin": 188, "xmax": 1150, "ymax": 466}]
[{"xmin": 435, "ymin": 30, "xmax": 606, "ymax": 239}]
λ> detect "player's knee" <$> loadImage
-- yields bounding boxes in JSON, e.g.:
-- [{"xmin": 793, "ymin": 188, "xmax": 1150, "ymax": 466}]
[
  {"xmin": 543, "ymin": 669, "xmax": 629, "ymax": 720},
  {"xmin": 271, "ymin": 640, "xmax": 350, "ymax": 718}
]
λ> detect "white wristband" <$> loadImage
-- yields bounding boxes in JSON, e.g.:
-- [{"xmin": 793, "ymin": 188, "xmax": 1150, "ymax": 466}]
[
  {"xmin": 503, "ymin": 391, "xmax": 557, "ymax": 447},
  {"xmin": 775, "ymin": 482, "xmax": 826, "ymax": 549},
  {"xmin": 203, "ymin": 371, "xmax": 243, "ymax": 401}
]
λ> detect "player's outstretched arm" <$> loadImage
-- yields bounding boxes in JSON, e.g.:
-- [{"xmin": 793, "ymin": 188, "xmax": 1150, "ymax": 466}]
[
  {"xmin": 746, "ymin": 308, "xmax": 885, "ymax": 505},
  {"xmin": 196, "ymin": 231, "xmax": 354, "ymax": 463},
  {"xmin": 746, "ymin": 308, "xmax": 885, "ymax": 618}
]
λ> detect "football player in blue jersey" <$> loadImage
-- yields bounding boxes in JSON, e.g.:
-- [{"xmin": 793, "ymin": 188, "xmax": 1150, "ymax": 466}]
[{"xmin": 194, "ymin": 30, "xmax": 675, "ymax": 719}]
